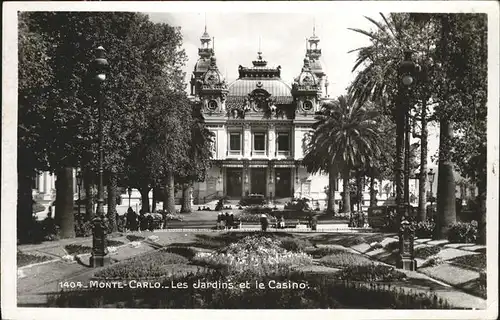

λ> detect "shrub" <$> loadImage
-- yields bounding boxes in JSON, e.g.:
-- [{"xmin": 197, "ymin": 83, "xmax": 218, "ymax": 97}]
[
  {"xmin": 450, "ymin": 253, "xmax": 486, "ymax": 270},
  {"xmin": 319, "ymin": 252, "xmax": 373, "ymax": 268},
  {"xmin": 242, "ymin": 206, "xmax": 274, "ymax": 215},
  {"xmin": 414, "ymin": 246, "xmax": 441, "ymax": 259},
  {"xmin": 335, "ymin": 264, "xmax": 407, "ymax": 282},
  {"xmin": 93, "ymin": 251, "xmax": 188, "ymax": 280},
  {"xmin": 415, "ymin": 220, "xmax": 436, "ymax": 238},
  {"xmin": 279, "ymin": 238, "xmax": 311, "ymax": 252},
  {"xmin": 65, "ymin": 244, "xmax": 92, "ymax": 255},
  {"xmin": 447, "ymin": 221, "xmax": 478, "ymax": 243},
  {"xmin": 17, "ymin": 251, "xmax": 53, "ymax": 267},
  {"xmin": 384, "ymin": 240, "xmax": 400, "ymax": 252}
]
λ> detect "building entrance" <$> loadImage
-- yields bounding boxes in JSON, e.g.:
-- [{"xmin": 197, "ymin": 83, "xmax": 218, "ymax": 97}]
[
  {"xmin": 226, "ymin": 168, "xmax": 242, "ymax": 198},
  {"xmin": 251, "ymin": 168, "xmax": 267, "ymax": 195},
  {"xmin": 275, "ymin": 168, "xmax": 292, "ymax": 198}
]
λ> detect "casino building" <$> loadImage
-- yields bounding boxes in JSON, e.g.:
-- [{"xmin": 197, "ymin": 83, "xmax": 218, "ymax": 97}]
[{"xmin": 189, "ymin": 26, "xmax": 333, "ymax": 204}]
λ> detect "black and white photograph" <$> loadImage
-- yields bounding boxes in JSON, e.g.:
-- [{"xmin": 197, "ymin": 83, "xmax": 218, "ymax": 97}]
[{"xmin": 2, "ymin": 1, "xmax": 499, "ymax": 319}]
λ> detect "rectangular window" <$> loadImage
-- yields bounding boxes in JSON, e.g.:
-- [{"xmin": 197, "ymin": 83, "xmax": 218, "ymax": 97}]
[
  {"xmin": 229, "ymin": 133, "xmax": 241, "ymax": 152},
  {"xmin": 277, "ymin": 133, "xmax": 290, "ymax": 151},
  {"xmin": 253, "ymin": 133, "xmax": 266, "ymax": 154}
]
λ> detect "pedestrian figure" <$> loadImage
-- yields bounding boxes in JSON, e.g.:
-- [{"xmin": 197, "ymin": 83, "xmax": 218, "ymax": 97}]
[
  {"xmin": 216, "ymin": 212, "xmax": 223, "ymax": 229},
  {"xmin": 227, "ymin": 212, "xmax": 234, "ymax": 230},
  {"xmin": 220, "ymin": 212, "xmax": 226, "ymax": 230},
  {"xmin": 126, "ymin": 207, "xmax": 137, "ymax": 231},
  {"xmin": 279, "ymin": 215, "xmax": 285, "ymax": 229},
  {"xmin": 260, "ymin": 213, "xmax": 269, "ymax": 232},
  {"xmin": 139, "ymin": 210, "xmax": 148, "ymax": 232},
  {"xmin": 224, "ymin": 212, "xmax": 231, "ymax": 230}
]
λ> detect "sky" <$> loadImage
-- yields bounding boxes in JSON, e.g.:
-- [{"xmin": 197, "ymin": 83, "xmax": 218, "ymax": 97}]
[{"xmin": 147, "ymin": 11, "xmax": 440, "ymax": 165}]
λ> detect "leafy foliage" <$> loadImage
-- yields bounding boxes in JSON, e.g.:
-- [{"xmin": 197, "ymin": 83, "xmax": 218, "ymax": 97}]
[
  {"xmin": 335, "ymin": 264, "xmax": 407, "ymax": 282},
  {"xmin": 447, "ymin": 221, "xmax": 478, "ymax": 243}
]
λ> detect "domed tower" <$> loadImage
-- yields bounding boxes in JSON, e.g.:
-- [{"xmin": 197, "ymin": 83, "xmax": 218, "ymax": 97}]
[
  {"xmin": 292, "ymin": 56, "xmax": 322, "ymax": 119},
  {"xmin": 305, "ymin": 25, "xmax": 328, "ymax": 97},
  {"xmin": 190, "ymin": 25, "xmax": 215, "ymax": 96}
]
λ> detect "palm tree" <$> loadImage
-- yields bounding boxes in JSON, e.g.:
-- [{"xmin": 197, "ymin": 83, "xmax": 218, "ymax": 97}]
[{"xmin": 303, "ymin": 95, "xmax": 382, "ymax": 216}]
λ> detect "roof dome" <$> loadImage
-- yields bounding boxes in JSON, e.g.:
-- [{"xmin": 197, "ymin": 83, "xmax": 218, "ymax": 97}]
[{"xmin": 228, "ymin": 78, "xmax": 291, "ymax": 98}]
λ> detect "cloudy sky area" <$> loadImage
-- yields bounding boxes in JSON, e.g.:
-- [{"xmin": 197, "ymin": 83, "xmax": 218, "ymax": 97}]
[{"xmin": 147, "ymin": 11, "xmax": 440, "ymax": 166}]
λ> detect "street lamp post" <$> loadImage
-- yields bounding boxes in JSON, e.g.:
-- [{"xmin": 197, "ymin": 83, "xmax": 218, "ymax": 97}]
[
  {"xmin": 90, "ymin": 45, "xmax": 109, "ymax": 268},
  {"xmin": 428, "ymin": 168, "xmax": 436, "ymax": 216},
  {"xmin": 76, "ymin": 170, "xmax": 83, "ymax": 218},
  {"xmin": 127, "ymin": 187, "xmax": 132, "ymax": 208},
  {"xmin": 397, "ymin": 50, "xmax": 420, "ymax": 271}
]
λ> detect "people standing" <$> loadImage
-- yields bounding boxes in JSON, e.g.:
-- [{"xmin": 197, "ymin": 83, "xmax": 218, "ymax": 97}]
[
  {"xmin": 260, "ymin": 213, "xmax": 269, "ymax": 232},
  {"xmin": 227, "ymin": 212, "xmax": 234, "ymax": 230},
  {"xmin": 217, "ymin": 212, "xmax": 223, "ymax": 229}
]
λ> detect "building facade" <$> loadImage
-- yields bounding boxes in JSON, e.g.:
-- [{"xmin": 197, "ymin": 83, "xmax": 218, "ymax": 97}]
[{"xmin": 189, "ymin": 27, "xmax": 333, "ymax": 204}]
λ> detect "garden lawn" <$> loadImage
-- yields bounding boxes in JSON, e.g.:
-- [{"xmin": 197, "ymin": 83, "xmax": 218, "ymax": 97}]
[
  {"xmin": 94, "ymin": 250, "xmax": 190, "ymax": 280},
  {"xmin": 17, "ymin": 251, "xmax": 53, "ymax": 267},
  {"xmin": 319, "ymin": 252, "xmax": 374, "ymax": 268}
]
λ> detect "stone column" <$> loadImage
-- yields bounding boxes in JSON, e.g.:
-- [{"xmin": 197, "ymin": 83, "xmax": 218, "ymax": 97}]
[
  {"xmin": 268, "ymin": 123, "xmax": 275, "ymax": 158},
  {"xmin": 43, "ymin": 172, "xmax": 50, "ymax": 194},
  {"xmin": 243, "ymin": 123, "xmax": 251, "ymax": 158},
  {"xmin": 37, "ymin": 173, "xmax": 44, "ymax": 193}
]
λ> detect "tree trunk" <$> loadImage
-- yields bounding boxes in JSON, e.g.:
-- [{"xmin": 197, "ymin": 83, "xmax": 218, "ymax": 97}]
[
  {"xmin": 342, "ymin": 168, "xmax": 351, "ymax": 213},
  {"xmin": 476, "ymin": 172, "xmax": 486, "ymax": 245},
  {"xmin": 327, "ymin": 164, "xmax": 337, "ymax": 214},
  {"xmin": 418, "ymin": 101, "xmax": 428, "ymax": 221},
  {"xmin": 356, "ymin": 171, "xmax": 362, "ymax": 212},
  {"xmin": 436, "ymin": 119, "xmax": 456, "ymax": 239},
  {"xmin": 152, "ymin": 188, "xmax": 157, "ymax": 212},
  {"xmin": 106, "ymin": 170, "xmax": 118, "ymax": 233},
  {"xmin": 84, "ymin": 167, "xmax": 94, "ymax": 221},
  {"xmin": 17, "ymin": 170, "xmax": 34, "ymax": 243},
  {"xmin": 55, "ymin": 167, "xmax": 75, "ymax": 239},
  {"xmin": 139, "ymin": 184, "xmax": 150, "ymax": 213},
  {"xmin": 180, "ymin": 183, "xmax": 192, "ymax": 213},
  {"xmin": 369, "ymin": 173, "xmax": 377, "ymax": 207},
  {"xmin": 165, "ymin": 171, "xmax": 176, "ymax": 214}
]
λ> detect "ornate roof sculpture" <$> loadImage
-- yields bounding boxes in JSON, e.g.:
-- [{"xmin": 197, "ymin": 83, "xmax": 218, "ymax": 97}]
[
  {"xmin": 292, "ymin": 57, "xmax": 321, "ymax": 94},
  {"xmin": 201, "ymin": 56, "xmax": 228, "ymax": 92},
  {"xmin": 226, "ymin": 51, "xmax": 293, "ymax": 118}
]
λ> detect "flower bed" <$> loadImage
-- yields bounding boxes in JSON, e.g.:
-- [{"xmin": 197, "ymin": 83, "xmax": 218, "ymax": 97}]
[
  {"xmin": 449, "ymin": 253, "xmax": 486, "ymax": 270},
  {"xmin": 94, "ymin": 250, "xmax": 188, "ymax": 280},
  {"xmin": 335, "ymin": 236, "xmax": 366, "ymax": 247},
  {"xmin": 192, "ymin": 235, "xmax": 313, "ymax": 275},
  {"xmin": 106, "ymin": 239, "xmax": 125, "ymax": 247},
  {"xmin": 64, "ymin": 244, "xmax": 92, "ymax": 255},
  {"xmin": 334, "ymin": 264, "xmax": 407, "ymax": 282},
  {"xmin": 279, "ymin": 238, "xmax": 311, "ymax": 252},
  {"xmin": 414, "ymin": 246, "xmax": 441, "ymax": 259},
  {"xmin": 126, "ymin": 235, "xmax": 145, "ymax": 242},
  {"xmin": 319, "ymin": 252, "xmax": 374, "ymax": 268},
  {"xmin": 17, "ymin": 251, "xmax": 53, "ymax": 267}
]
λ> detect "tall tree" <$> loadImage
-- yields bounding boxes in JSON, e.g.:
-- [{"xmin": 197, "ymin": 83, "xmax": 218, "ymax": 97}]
[{"xmin": 18, "ymin": 13, "xmax": 53, "ymax": 242}]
